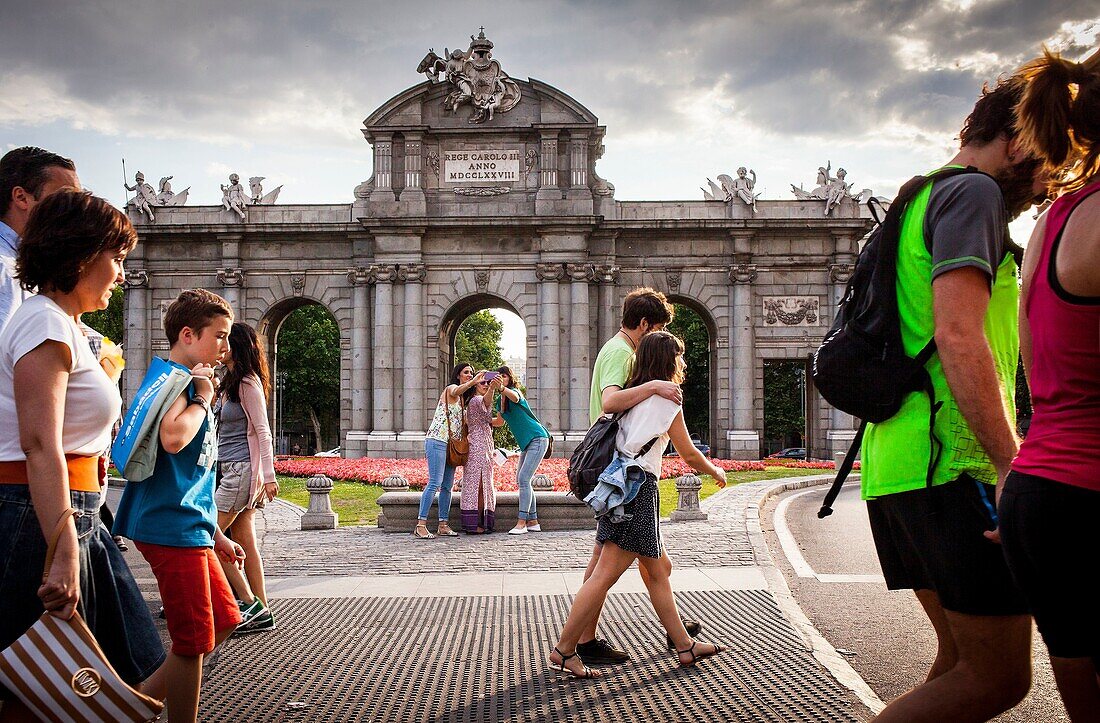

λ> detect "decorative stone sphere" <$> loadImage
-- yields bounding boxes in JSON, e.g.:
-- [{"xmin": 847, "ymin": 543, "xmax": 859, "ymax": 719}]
[
  {"xmin": 531, "ymin": 473, "xmax": 553, "ymax": 491},
  {"xmin": 306, "ymin": 473, "xmax": 334, "ymax": 492},
  {"xmin": 381, "ymin": 474, "xmax": 409, "ymax": 491},
  {"xmin": 675, "ymin": 473, "xmax": 702, "ymax": 490}
]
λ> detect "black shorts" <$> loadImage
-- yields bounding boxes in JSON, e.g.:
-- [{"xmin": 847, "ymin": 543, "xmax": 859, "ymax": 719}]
[
  {"xmin": 866, "ymin": 474, "xmax": 1028, "ymax": 616},
  {"xmin": 999, "ymin": 470, "xmax": 1100, "ymax": 667}
]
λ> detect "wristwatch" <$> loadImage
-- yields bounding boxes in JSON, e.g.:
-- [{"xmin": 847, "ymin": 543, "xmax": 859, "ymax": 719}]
[{"xmin": 191, "ymin": 395, "xmax": 211, "ymax": 413}]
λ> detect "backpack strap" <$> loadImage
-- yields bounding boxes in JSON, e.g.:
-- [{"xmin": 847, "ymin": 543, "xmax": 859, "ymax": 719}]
[{"xmin": 818, "ymin": 421, "xmax": 866, "ymax": 518}]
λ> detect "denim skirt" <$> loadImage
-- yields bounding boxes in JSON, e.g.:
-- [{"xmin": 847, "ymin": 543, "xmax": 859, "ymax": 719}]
[{"xmin": 0, "ymin": 485, "xmax": 166, "ymax": 698}]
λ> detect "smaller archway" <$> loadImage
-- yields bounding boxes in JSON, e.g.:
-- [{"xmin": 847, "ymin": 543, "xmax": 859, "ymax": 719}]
[
  {"xmin": 762, "ymin": 359, "xmax": 808, "ymax": 456},
  {"xmin": 668, "ymin": 297, "xmax": 718, "ymax": 454},
  {"xmin": 258, "ymin": 298, "xmax": 342, "ymax": 455}
]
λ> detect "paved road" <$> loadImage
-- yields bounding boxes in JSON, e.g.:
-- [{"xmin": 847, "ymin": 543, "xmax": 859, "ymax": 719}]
[{"xmin": 764, "ymin": 483, "xmax": 1067, "ymax": 722}]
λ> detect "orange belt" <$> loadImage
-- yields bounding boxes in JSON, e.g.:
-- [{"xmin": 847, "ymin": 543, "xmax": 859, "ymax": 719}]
[{"xmin": 0, "ymin": 455, "xmax": 103, "ymax": 492}]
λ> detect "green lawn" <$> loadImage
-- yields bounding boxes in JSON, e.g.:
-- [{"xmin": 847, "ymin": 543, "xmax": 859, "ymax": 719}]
[
  {"xmin": 276, "ymin": 475, "xmax": 384, "ymax": 526},
  {"xmin": 276, "ymin": 468, "xmax": 826, "ymax": 527}
]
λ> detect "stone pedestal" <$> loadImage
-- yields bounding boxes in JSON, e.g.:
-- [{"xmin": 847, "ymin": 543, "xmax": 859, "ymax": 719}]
[
  {"xmin": 376, "ymin": 491, "xmax": 594, "ymax": 532},
  {"xmin": 669, "ymin": 474, "xmax": 708, "ymax": 522},
  {"xmin": 301, "ymin": 474, "xmax": 338, "ymax": 530},
  {"xmin": 725, "ymin": 430, "xmax": 760, "ymax": 459},
  {"xmin": 827, "ymin": 430, "xmax": 859, "ymax": 457}
]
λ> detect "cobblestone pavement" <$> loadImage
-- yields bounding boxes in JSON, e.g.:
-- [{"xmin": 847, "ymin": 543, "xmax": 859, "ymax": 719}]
[{"xmin": 255, "ymin": 478, "xmax": 793, "ymax": 578}]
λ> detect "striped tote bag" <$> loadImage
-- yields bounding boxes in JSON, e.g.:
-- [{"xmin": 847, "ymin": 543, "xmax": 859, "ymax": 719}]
[{"xmin": 0, "ymin": 509, "xmax": 163, "ymax": 722}]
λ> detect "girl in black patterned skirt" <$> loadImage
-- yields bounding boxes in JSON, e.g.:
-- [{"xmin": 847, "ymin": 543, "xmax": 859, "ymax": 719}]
[{"xmin": 549, "ymin": 331, "xmax": 728, "ymax": 678}]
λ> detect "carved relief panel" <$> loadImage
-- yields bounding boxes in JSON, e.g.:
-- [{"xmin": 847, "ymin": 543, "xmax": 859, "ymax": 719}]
[{"xmin": 762, "ymin": 296, "xmax": 820, "ymax": 326}]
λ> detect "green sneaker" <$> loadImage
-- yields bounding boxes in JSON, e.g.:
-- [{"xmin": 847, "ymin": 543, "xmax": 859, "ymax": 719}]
[
  {"xmin": 234, "ymin": 607, "xmax": 275, "ymax": 635},
  {"xmin": 238, "ymin": 598, "xmax": 264, "ymax": 624}
]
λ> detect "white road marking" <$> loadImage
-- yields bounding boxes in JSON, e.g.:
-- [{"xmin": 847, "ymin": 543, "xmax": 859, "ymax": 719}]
[{"xmin": 773, "ymin": 487, "xmax": 886, "ymax": 584}]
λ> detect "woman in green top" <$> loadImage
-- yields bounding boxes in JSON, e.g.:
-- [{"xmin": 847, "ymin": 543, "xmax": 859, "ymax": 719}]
[{"xmin": 495, "ymin": 366, "xmax": 550, "ymax": 535}]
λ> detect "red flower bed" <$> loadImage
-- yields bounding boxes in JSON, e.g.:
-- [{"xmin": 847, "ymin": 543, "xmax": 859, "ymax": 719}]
[{"xmin": 274, "ymin": 455, "xmax": 842, "ymax": 492}]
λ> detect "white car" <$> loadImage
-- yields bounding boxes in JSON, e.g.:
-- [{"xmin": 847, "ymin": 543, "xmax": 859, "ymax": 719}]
[{"xmin": 314, "ymin": 447, "xmax": 342, "ymax": 458}]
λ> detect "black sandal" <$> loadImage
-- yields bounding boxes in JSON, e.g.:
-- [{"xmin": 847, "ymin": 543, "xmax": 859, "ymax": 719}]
[
  {"xmin": 549, "ymin": 647, "xmax": 601, "ymax": 679},
  {"xmin": 676, "ymin": 641, "xmax": 725, "ymax": 668}
]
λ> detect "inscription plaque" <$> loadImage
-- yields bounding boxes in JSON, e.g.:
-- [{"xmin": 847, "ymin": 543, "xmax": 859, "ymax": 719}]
[{"xmin": 444, "ymin": 150, "xmax": 521, "ymax": 183}]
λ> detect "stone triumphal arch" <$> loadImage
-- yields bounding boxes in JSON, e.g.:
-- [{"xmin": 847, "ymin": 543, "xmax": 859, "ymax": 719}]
[{"xmin": 121, "ymin": 32, "xmax": 870, "ymax": 460}]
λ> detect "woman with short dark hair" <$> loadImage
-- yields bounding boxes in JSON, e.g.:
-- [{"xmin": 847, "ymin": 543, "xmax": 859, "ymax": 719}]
[
  {"xmin": 415, "ymin": 362, "xmax": 485, "ymax": 538},
  {"xmin": 0, "ymin": 190, "xmax": 166, "ymax": 711}
]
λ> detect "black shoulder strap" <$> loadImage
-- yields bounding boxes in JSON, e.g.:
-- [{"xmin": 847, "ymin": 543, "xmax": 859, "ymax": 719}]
[{"xmin": 818, "ymin": 421, "xmax": 866, "ymax": 518}]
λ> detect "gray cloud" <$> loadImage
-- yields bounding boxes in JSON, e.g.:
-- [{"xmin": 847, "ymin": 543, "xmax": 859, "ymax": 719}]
[{"xmin": 0, "ymin": 0, "xmax": 1096, "ymax": 151}]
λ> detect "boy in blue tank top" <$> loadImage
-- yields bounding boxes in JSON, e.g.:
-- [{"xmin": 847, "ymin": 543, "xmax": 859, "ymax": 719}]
[{"xmin": 114, "ymin": 289, "xmax": 243, "ymax": 723}]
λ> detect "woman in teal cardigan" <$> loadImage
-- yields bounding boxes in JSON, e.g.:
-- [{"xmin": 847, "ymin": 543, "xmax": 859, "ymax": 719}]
[{"xmin": 495, "ymin": 366, "xmax": 551, "ymax": 535}]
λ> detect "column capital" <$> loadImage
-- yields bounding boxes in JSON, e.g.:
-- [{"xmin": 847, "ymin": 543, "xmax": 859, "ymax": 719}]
[
  {"xmin": 565, "ymin": 262, "xmax": 594, "ymax": 282},
  {"xmin": 216, "ymin": 267, "xmax": 244, "ymax": 287},
  {"xmin": 589, "ymin": 263, "xmax": 621, "ymax": 284},
  {"xmin": 828, "ymin": 263, "xmax": 855, "ymax": 284},
  {"xmin": 370, "ymin": 263, "xmax": 399, "ymax": 283},
  {"xmin": 347, "ymin": 266, "xmax": 373, "ymax": 285},
  {"xmin": 728, "ymin": 263, "xmax": 758, "ymax": 284},
  {"xmin": 535, "ymin": 262, "xmax": 566, "ymax": 282},
  {"xmin": 123, "ymin": 268, "xmax": 149, "ymax": 289},
  {"xmin": 397, "ymin": 263, "xmax": 426, "ymax": 283}
]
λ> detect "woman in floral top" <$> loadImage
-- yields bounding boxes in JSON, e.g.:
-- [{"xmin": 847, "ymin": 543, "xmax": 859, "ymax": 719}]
[
  {"xmin": 460, "ymin": 375, "xmax": 505, "ymax": 533},
  {"xmin": 415, "ymin": 363, "xmax": 485, "ymax": 539}
]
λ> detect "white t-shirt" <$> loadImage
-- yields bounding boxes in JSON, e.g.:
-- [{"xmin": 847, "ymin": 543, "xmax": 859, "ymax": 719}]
[
  {"xmin": 616, "ymin": 396, "xmax": 681, "ymax": 477},
  {"xmin": 0, "ymin": 295, "xmax": 121, "ymax": 460}
]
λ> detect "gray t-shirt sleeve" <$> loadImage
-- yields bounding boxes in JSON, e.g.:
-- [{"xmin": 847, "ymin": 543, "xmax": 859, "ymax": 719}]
[{"xmin": 924, "ymin": 173, "xmax": 1006, "ymax": 283}]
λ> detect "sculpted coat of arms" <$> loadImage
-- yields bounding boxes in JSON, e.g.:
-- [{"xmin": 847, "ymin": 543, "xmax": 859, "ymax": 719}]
[{"xmin": 417, "ymin": 28, "xmax": 522, "ymax": 124}]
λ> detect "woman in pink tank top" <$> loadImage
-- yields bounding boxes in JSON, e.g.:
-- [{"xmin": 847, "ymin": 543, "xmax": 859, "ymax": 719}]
[{"xmin": 997, "ymin": 48, "xmax": 1100, "ymax": 720}]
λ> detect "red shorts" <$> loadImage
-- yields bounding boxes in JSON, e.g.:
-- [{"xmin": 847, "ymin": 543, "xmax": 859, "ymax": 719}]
[{"xmin": 135, "ymin": 542, "xmax": 243, "ymax": 656}]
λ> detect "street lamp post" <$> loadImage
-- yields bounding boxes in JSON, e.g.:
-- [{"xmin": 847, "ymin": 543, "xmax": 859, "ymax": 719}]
[{"xmin": 276, "ymin": 371, "xmax": 288, "ymax": 454}]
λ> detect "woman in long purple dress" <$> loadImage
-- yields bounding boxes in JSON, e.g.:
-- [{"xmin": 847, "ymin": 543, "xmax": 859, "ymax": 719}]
[{"xmin": 460, "ymin": 375, "xmax": 505, "ymax": 533}]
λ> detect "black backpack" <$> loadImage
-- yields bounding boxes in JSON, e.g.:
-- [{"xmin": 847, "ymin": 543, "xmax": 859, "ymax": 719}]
[
  {"xmin": 567, "ymin": 413, "xmax": 658, "ymax": 502},
  {"xmin": 812, "ymin": 166, "xmax": 985, "ymax": 517}
]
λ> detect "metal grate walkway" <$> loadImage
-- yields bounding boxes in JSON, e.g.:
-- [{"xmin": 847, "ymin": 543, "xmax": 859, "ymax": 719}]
[{"xmin": 200, "ymin": 590, "xmax": 867, "ymax": 722}]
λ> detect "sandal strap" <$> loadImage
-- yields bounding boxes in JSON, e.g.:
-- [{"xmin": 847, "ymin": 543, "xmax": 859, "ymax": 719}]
[
  {"xmin": 677, "ymin": 641, "xmax": 698, "ymax": 661},
  {"xmin": 553, "ymin": 646, "xmax": 578, "ymax": 662}
]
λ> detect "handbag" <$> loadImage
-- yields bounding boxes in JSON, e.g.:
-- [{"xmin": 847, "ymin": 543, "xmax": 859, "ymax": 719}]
[
  {"xmin": 0, "ymin": 509, "xmax": 164, "ymax": 723},
  {"xmin": 443, "ymin": 393, "xmax": 469, "ymax": 467}
]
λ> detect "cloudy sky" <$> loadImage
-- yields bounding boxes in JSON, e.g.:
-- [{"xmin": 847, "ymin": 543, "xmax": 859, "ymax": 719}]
[{"xmin": 2, "ymin": 1, "xmax": 1097, "ymax": 355}]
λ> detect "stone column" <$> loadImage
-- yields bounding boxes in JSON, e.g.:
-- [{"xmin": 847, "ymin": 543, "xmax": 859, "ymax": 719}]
[
  {"xmin": 535, "ymin": 262, "xmax": 565, "ymax": 435},
  {"xmin": 121, "ymin": 267, "xmax": 151, "ymax": 409},
  {"xmin": 727, "ymin": 245, "xmax": 759, "ymax": 459},
  {"xmin": 569, "ymin": 136, "xmax": 588, "ymax": 188},
  {"xmin": 592, "ymin": 264, "xmax": 621, "ymax": 348},
  {"xmin": 566, "ymin": 263, "xmax": 593, "ymax": 436},
  {"xmin": 400, "ymin": 263, "xmax": 426, "ymax": 438},
  {"xmin": 216, "ymin": 234, "xmax": 243, "ymax": 315},
  {"xmin": 346, "ymin": 265, "xmax": 373, "ymax": 457},
  {"xmin": 370, "ymin": 135, "xmax": 396, "ymax": 203},
  {"xmin": 827, "ymin": 256, "xmax": 858, "ymax": 456},
  {"xmin": 367, "ymin": 264, "xmax": 398, "ymax": 453}
]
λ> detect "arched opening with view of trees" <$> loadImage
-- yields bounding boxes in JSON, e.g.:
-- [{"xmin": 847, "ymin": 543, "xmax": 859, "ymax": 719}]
[
  {"xmin": 439, "ymin": 296, "xmax": 528, "ymax": 449},
  {"xmin": 667, "ymin": 300, "xmax": 716, "ymax": 454},
  {"xmin": 762, "ymin": 360, "xmax": 808, "ymax": 456},
  {"xmin": 259, "ymin": 300, "xmax": 342, "ymax": 456}
]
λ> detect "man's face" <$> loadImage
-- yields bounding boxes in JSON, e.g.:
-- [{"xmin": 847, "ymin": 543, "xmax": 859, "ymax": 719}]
[
  {"xmin": 187, "ymin": 315, "xmax": 232, "ymax": 366},
  {"xmin": 995, "ymin": 154, "xmax": 1047, "ymax": 220},
  {"xmin": 21, "ymin": 165, "xmax": 81, "ymax": 219},
  {"xmin": 639, "ymin": 319, "xmax": 666, "ymax": 337}
]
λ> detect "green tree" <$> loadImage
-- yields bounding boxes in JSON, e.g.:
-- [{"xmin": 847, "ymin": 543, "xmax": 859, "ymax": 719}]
[
  {"xmin": 455, "ymin": 310, "xmax": 504, "ymax": 372},
  {"xmin": 83, "ymin": 287, "xmax": 124, "ymax": 343},
  {"xmin": 276, "ymin": 305, "xmax": 341, "ymax": 452},
  {"xmin": 763, "ymin": 361, "xmax": 805, "ymax": 452},
  {"xmin": 667, "ymin": 304, "xmax": 710, "ymax": 440}
]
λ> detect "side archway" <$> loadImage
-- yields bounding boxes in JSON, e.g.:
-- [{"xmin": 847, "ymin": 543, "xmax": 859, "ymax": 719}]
[
  {"xmin": 257, "ymin": 297, "xmax": 343, "ymax": 455},
  {"xmin": 668, "ymin": 295, "xmax": 719, "ymax": 454}
]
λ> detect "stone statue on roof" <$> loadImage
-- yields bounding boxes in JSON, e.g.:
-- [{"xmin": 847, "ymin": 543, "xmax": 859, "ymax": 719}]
[
  {"xmin": 791, "ymin": 161, "xmax": 867, "ymax": 215},
  {"xmin": 125, "ymin": 171, "xmax": 157, "ymax": 222},
  {"xmin": 249, "ymin": 176, "xmax": 282, "ymax": 205},
  {"xmin": 156, "ymin": 176, "xmax": 189, "ymax": 206},
  {"xmin": 418, "ymin": 29, "xmax": 522, "ymax": 124},
  {"xmin": 221, "ymin": 173, "xmax": 248, "ymax": 219}
]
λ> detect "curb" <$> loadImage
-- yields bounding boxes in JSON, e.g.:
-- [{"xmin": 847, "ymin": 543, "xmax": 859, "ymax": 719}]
[{"xmin": 745, "ymin": 474, "xmax": 886, "ymax": 716}]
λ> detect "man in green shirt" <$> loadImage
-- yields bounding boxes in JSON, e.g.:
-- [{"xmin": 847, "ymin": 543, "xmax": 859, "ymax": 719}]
[
  {"xmin": 576, "ymin": 288, "xmax": 688, "ymax": 664},
  {"xmin": 861, "ymin": 77, "xmax": 1048, "ymax": 721}
]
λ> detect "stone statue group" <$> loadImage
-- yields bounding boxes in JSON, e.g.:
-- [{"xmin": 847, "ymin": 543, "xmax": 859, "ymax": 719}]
[
  {"xmin": 125, "ymin": 170, "xmax": 282, "ymax": 222},
  {"xmin": 702, "ymin": 161, "xmax": 876, "ymax": 216}
]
